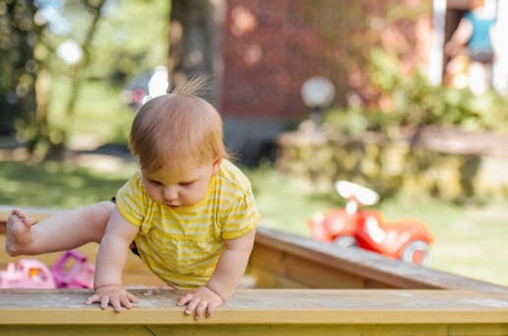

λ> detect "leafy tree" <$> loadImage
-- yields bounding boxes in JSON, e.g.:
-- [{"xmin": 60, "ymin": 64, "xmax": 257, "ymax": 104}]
[
  {"xmin": 0, "ymin": 0, "xmax": 40, "ymax": 137},
  {"xmin": 2, "ymin": 0, "xmax": 170, "ymax": 160}
]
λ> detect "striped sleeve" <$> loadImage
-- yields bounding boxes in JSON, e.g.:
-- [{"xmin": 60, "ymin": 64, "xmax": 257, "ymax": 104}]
[
  {"xmin": 220, "ymin": 186, "xmax": 261, "ymax": 240},
  {"xmin": 115, "ymin": 172, "xmax": 148, "ymax": 227}
]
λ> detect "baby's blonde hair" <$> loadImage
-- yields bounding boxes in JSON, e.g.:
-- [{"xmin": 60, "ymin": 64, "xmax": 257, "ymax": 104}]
[{"xmin": 130, "ymin": 76, "xmax": 228, "ymax": 173}]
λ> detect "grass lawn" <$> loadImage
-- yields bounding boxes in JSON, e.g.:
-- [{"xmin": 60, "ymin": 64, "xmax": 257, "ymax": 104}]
[
  {"xmin": 0, "ymin": 160, "xmax": 137, "ymax": 208},
  {"xmin": 1, "ymin": 157, "xmax": 507, "ymax": 288},
  {"xmin": 245, "ymin": 166, "xmax": 508, "ymax": 288}
]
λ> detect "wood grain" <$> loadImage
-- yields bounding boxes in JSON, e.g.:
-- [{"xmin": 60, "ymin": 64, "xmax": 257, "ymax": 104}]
[
  {"xmin": 0, "ymin": 289, "xmax": 507, "ymax": 335},
  {"xmin": 252, "ymin": 227, "xmax": 508, "ymax": 294}
]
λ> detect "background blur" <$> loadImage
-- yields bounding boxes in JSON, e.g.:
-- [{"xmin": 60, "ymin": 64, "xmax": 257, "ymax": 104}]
[{"xmin": 1, "ymin": 0, "xmax": 507, "ymax": 286}]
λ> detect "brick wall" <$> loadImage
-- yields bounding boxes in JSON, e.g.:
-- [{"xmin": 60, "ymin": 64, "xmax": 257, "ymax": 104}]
[
  {"xmin": 220, "ymin": 0, "xmax": 432, "ymax": 121},
  {"xmin": 221, "ymin": 0, "xmax": 341, "ymax": 120}
]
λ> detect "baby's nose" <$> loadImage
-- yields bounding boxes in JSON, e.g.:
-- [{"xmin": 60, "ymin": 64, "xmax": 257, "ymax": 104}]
[{"xmin": 162, "ymin": 186, "xmax": 178, "ymax": 200}]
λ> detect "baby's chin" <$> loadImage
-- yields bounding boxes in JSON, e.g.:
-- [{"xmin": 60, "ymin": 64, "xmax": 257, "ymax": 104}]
[
  {"xmin": 164, "ymin": 202, "xmax": 182, "ymax": 208},
  {"xmin": 163, "ymin": 201, "xmax": 197, "ymax": 209}
]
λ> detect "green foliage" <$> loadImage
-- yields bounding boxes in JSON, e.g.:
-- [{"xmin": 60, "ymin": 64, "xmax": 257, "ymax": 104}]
[
  {"xmin": 328, "ymin": 49, "xmax": 508, "ymax": 136},
  {"xmin": 48, "ymin": 79, "xmax": 134, "ymax": 146},
  {"xmin": 2, "ymin": 0, "xmax": 170, "ymax": 159},
  {"xmin": 45, "ymin": 0, "xmax": 169, "ymax": 84},
  {"xmin": 91, "ymin": 0, "xmax": 170, "ymax": 86},
  {"xmin": 324, "ymin": 106, "xmax": 370, "ymax": 136}
]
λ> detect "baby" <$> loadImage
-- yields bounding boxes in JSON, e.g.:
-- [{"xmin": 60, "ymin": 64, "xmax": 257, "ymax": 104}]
[{"xmin": 6, "ymin": 77, "xmax": 261, "ymax": 319}]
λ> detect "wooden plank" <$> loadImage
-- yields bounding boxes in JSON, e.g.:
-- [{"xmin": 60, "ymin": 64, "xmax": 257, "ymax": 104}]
[
  {"xmin": 251, "ymin": 244, "xmax": 371, "ymax": 288},
  {"xmin": 140, "ymin": 324, "xmax": 508, "ymax": 336},
  {"xmin": 252, "ymin": 227, "xmax": 508, "ymax": 294},
  {"xmin": 0, "ymin": 325, "xmax": 507, "ymax": 336},
  {"xmin": 2, "ymin": 324, "xmax": 508, "ymax": 336},
  {"xmin": 249, "ymin": 268, "xmax": 308, "ymax": 289},
  {"xmin": 0, "ymin": 289, "xmax": 507, "ymax": 336},
  {"xmin": 0, "ymin": 324, "xmax": 507, "ymax": 336},
  {"xmin": 0, "ymin": 288, "xmax": 507, "ymax": 324}
]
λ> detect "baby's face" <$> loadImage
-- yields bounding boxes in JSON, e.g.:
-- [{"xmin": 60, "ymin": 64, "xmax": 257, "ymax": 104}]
[{"xmin": 141, "ymin": 159, "xmax": 220, "ymax": 208}]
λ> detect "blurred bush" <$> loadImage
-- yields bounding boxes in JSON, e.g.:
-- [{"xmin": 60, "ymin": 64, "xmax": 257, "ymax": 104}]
[{"xmin": 277, "ymin": 49, "xmax": 508, "ymax": 203}]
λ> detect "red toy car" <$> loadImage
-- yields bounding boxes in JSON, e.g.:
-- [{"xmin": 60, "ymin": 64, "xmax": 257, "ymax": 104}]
[{"xmin": 307, "ymin": 181, "xmax": 434, "ymax": 266}]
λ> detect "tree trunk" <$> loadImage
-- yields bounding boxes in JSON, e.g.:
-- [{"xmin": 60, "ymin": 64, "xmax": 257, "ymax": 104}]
[
  {"xmin": 169, "ymin": 0, "xmax": 224, "ymax": 105},
  {"xmin": 0, "ymin": 0, "xmax": 38, "ymax": 137},
  {"xmin": 44, "ymin": 0, "xmax": 106, "ymax": 160}
]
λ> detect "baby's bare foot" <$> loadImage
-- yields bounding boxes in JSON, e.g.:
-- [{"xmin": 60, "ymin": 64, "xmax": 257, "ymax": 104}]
[{"xmin": 5, "ymin": 209, "xmax": 35, "ymax": 256}]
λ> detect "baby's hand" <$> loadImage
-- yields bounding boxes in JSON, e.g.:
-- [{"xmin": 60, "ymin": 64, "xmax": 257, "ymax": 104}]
[
  {"xmin": 85, "ymin": 284, "xmax": 138, "ymax": 312},
  {"xmin": 176, "ymin": 286, "xmax": 224, "ymax": 319}
]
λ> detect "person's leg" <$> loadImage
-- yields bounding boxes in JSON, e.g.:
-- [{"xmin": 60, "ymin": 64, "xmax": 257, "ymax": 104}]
[
  {"xmin": 485, "ymin": 62, "xmax": 493, "ymax": 90},
  {"xmin": 469, "ymin": 61, "xmax": 488, "ymax": 94},
  {"xmin": 5, "ymin": 201, "xmax": 114, "ymax": 256}
]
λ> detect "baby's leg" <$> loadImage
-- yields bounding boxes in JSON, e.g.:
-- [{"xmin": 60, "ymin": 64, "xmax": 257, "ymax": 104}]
[{"xmin": 5, "ymin": 201, "xmax": 114, "ymax": 256}]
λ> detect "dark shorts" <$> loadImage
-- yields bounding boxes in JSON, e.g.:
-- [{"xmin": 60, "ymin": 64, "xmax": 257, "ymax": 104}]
[
  {"xmin": 110, "ymin": 196, "xmax": 140, "ymax": 257},
  {"xmin": 129, "ymin": 241, "xmax": 141, "ymax": 257},
  {"xmin": 469, "ymin": 50, "xmax": 493, "ymax": 64}
]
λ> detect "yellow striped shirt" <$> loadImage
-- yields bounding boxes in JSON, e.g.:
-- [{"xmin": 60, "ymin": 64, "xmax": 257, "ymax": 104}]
[{"xmin": 115, "ymin": 160, "xmax": 261, "ymax": 288}]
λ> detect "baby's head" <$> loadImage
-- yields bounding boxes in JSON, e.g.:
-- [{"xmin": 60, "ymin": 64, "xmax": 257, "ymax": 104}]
[{"xmin": 130, "ymin": 77, "xmax": 228, "ymax": 175}]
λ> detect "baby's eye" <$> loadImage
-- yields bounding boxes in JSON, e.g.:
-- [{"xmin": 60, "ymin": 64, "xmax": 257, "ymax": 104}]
[
  {"xmin": 179, "ymin": 181, "xmax": 195, "ymax": 187},
  {"xmin": 149, "ymin": 180, "xmax": 163, "ymax": 186}
]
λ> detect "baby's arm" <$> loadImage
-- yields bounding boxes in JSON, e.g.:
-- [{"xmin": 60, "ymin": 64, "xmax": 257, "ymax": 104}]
[
  {"xmin": 86, "ymin": 207, "xmax": 139, "ymax": 312},
  {"xmin": 206, "ymin": 228, "xmax": 256, "ymax": 299},
  {"xmin": 177, "ymin": 228, "xmax": 256, "ymax": 319}
]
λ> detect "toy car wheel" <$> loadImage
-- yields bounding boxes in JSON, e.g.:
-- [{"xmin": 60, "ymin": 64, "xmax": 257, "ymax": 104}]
[
  {"xmin": 401, "ymin": 240, "xmax": 431, "ymax": 266},
  {"xmin": 334, "ymin": 236, "xmax": 358, "ymax": 248}
]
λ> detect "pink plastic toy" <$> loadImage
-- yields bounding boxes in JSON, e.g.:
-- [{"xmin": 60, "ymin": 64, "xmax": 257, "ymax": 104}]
[
  {"xmin": 50, "ymin": 250, "xmax": 95, "ymax": 289},
  {"xmin": 0, "ymin": 250, "xmax": 95, "ymax": 289},
  {"xmin": 0, "ymin": 259, "xmax": 57, "ymax": 289}
]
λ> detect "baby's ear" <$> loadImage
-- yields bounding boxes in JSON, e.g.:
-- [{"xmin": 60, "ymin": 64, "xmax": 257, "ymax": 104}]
[{"xmin": 212, "ymin": 157, "xmax": 222, "ymax": 176}]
